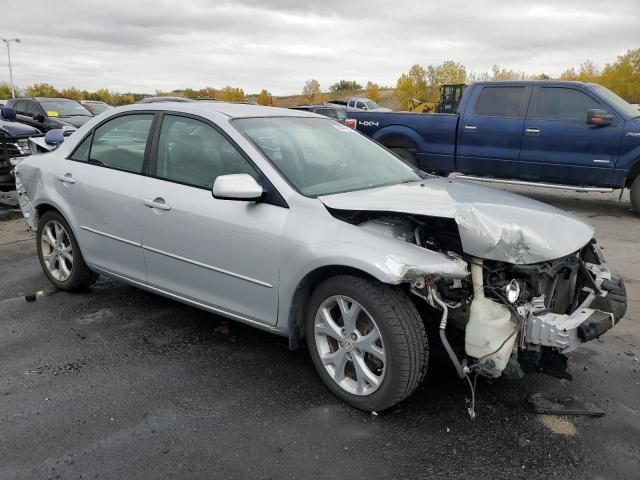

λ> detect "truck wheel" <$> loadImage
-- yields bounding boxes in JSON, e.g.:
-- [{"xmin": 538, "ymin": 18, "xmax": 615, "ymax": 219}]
[
  {"xmin": 391, "ymin": 148, "xmax": 418, "ymax": 168},
  {"xmin": 36, "ymin": 210, "xmax": 98, "ymax": 291},
  {"xmin": 631, "ymin": 176, "xmax": 640, "ymax": 215},
  {"xmin": 306, "ymin": 275, "xmax": 428, "ymax": 411}
]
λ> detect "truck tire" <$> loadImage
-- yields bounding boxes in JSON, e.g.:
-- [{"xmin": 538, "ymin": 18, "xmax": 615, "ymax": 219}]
[
  {"xmin": 36, "ymin": 210, "xmax": 98, "ymax": 291},
  {"xmin": 631, "ymin": 176, "xmax": 640, "ymax": 215},
  {"xmin": 306, "ymin": 274, "xmax": 428, "ymax": 411}
]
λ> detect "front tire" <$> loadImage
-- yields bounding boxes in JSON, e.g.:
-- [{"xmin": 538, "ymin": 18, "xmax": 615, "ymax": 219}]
[
  {"xmin": 306, "ymin": 275, "xmax": 428, "ymax": 411},
  {"xmin": 630, "ymin": 176, "xmax": 640, "ymax": 215},
  {"xmin": 36, "ymin": 210, "xmax": 98, "ymax": 291}
]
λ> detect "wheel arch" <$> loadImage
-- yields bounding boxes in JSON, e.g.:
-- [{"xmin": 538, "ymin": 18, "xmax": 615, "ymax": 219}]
[
  {"xmin": 625, "ymin": 157, "xmax": 640, "ymax": 188},
  {"xmin": 372, "ymin": 125, "xmax": 423, "ymax": 152},
  {"xmin": 287, "ymin": 265, "xmax": 379, "ymax": 350}
]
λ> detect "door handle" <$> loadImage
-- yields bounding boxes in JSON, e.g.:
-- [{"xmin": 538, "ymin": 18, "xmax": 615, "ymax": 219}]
[
  {"xmin": 56, "ymin": 173, "xmax": 76, "ymax": 184},
  {"xmin": 143, "ymin": 198, "xmax": 171, "ymax": 211},
  {"xmin": 525, "ymin": 128, "xmax": 541, "ymax": 135},
  {"xmin": 464, "ymin": 125, "xmax": 477, "ymax": 131}
]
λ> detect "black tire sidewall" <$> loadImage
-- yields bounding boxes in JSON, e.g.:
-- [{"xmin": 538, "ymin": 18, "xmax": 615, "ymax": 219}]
[
  {"xmin": 631, "ymin": 176, "xmax": 640, "ymax": 214},
  {"xmin": 36, "ymin": 211, "xmax": 88, "ymax": 290},
  {"xmin": 305, "ymin": 276, "xmax": 422, "ymax": 411}
]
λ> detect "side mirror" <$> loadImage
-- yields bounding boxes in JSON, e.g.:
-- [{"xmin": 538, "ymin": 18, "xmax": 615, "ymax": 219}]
[
  {"xmin": 44, "ymin": 129, "xmax": 65, "ymax": 146},
  {"xmin": 33, "ymin": 113, "xmax": 45, "ymax": 123},
  {"xmin": 0, "ymin": 107, "xmax": 16, "ymax": 120},
  {"xmin": 212, "ymin": 174, "xmax": 263, "ymax": 201},
  {"xmin": 587, "ymin": 109, "xmax": 613, "ymax": 127}
]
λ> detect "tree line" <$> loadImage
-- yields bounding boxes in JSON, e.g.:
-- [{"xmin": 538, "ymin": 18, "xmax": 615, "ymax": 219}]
[{"xmin": 1, "ymin": 48, "xmax": 637, "ymax": 108}]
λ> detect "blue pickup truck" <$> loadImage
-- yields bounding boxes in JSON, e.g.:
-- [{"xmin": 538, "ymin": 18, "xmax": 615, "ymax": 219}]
[{"xmin": 346, "ymin": 81, "xmax": 640, "ymax": 213}]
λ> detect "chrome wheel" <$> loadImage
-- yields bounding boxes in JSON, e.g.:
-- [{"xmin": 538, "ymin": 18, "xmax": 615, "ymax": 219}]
[
  {"xmin": 40, "ymin": 220, "xmax": 74, "ymax": 282},
  {"xmin": 314, "ymin": 295, "xmax": 386, "ymax": 396}
]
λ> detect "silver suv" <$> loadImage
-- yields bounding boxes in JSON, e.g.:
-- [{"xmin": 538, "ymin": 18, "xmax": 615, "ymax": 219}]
[{"xmin": 15, "ymin": 103, "xmax": 626, "ymax": 412}]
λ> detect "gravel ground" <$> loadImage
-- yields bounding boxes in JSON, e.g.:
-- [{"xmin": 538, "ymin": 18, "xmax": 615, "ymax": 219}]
[{"xmin": 0, "ymin": 186, "xmax": 638, "ymax": 480}]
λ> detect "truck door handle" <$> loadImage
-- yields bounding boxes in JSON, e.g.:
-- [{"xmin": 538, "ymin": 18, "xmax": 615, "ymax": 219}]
[
  {"xmin": 56, "ymin": 173, "xmax": 76, "ymax": 184},
  {"xmin": 143, "ymin": 197, "xmax": 171, "ymax": 211},
  {"xmin": 464, "ymin": 125, "xmax": 477, "ymax": 131},
  {"xmin": 525, "ymin": 128, "xmax": 541, "ymax": 135}
]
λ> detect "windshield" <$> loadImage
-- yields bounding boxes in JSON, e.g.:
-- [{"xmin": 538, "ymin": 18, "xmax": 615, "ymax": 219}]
[
  {"xmin": 39, "ymin": 100, "xmax": 92, "ymax": 117},
  {"xmin": 364, "ymin": 100, "xmax": 381, "ymax": 110},
  {"xmin": 587, "ymin": 85, "xmax": 639, "ymax": 119},
  {"xmin": 234, "ymin": 117, "xmax": 421, "ymax": 196}
]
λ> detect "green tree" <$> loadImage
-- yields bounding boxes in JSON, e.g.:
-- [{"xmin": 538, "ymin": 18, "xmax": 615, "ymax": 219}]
[
  {"xmin": 302, "ymin": 79, "xmax": 322, "ymax": 102},
  {"xmin": 491, "ymin": 65, "xmax": 522, "ymax": 81},
  {"xmin": 217, "ymin": 86, "xmax": 245, "ymax": 102},
  {"xmin": 257, "ymin": 89, "xmax": 274, "ymax": 106},
  {"xmin": 600, "ymin": 48, "xmax": 640, "ymax": 103},
  {"xmin": 329, "ymin": 80, "xmax": 362, "ymax": 92},
  {"xmin": 25, "ymin": 83, "xmax": 60, "ymax": 97},
  {"xmin": 366, "ymin": 81, "xmax": 380, "ymax": 102},
  {"xmin": 0, "ymin": 82, "xmax": 12, "ymax": 98},
  {"xmin": 426, "ymin": 60, "xmax": 467, "ymax": 85},
  {"xmin": 395, "ymin": 64, "xmax": 428, "ymax": 108}
]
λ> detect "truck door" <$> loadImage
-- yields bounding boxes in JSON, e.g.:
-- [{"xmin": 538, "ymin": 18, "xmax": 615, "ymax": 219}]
[
  {"xmin": 457, "ymin": 85, "xmax": 530, "ymax": 178},
  {"xmin": 518, "ymin": 86, "xmax": 622, "ymax": 186}
]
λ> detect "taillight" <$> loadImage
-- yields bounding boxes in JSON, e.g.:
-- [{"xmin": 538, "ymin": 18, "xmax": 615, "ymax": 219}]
[{"xmin": 345, "ymin": 118, "xmax": 357, "ymax": 129}]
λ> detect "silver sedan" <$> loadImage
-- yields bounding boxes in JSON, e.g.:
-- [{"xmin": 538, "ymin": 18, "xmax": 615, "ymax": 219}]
[{"xmin": 15, "ymin": 103, "xmax": 626, "ymax": 412}]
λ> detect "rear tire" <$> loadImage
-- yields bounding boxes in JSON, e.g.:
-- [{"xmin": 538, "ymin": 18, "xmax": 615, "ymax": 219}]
[
  {"xmin": 306, "ymin": 275, "xmax": 428, "ymax": 411},
  {"xmin": 36, "ymin": 210, "xmax": 98, "ymax": 291},
  {"xmin": 630, "ymin": 176, "xmax": 640, "ymax": 215}
]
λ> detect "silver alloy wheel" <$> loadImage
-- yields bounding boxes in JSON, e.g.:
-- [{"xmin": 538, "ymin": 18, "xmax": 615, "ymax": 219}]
[
  {"xmin": 314, "ymin": 295, "xmax": 386, "ymax": 396},
  {"xmin": 40, "ymin": 220, "xmax": 74, "ymax": 282}
]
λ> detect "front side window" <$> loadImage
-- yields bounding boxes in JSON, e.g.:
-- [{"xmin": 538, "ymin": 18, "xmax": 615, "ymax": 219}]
[
  {"xmin": 155, "ymin": 115, "xmax": 257, "ymax": 188},
  {"xmin": 89, "ymin": 114, "xmax": 153, "ymax": 173},
  {"xmin": 24, "ymin": 101, "xmax": 40, "ymax": 116},
  {"xmin": 364, "ymin": 100, "xmax": 381, "ymax": 110},
  {"xmin": 474, "ymin": 86, "xmax": 526, "ymax": 118},
  {"xmin": 235, "ymin": 117, "xmax": 421, "ymax": 197},
  {"xmin": 531, "ymin": 87, "xmax": 602, "ymax": 124}
]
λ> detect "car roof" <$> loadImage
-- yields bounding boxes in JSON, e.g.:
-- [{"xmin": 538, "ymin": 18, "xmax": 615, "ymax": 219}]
[
  {"xmin": 112, "ymin": 101, "xmax": 321, "ymax": 119},
  {"xmin": 34, "ymin": 97, "xmax": 79, "ymax": 101}
]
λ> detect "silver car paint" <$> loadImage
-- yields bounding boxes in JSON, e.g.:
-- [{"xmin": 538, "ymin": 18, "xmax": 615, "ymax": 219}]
[
  {"xmin": 319, "ymin": 177, "xmax": 594, "ymax": 264},
  {"xmin": 15, "ymin": 102, "xmax": 593, "ymax": 338}
]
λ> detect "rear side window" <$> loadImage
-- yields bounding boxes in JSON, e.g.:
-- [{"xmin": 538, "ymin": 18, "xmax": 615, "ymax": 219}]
[
  {"xmin": 474, "ymin": 87, "xmax": 526, "ymax": 118},
  {"xmin": 89, "ymin": 114, "xmax": 153, "ymax": 173},
  {"xmin": 154, "ymin": 115, "xmax": 258, "ymax": 188},
  {"xmin": 530, "ymin": 87, "xmax": 601, "ymax": 124}
]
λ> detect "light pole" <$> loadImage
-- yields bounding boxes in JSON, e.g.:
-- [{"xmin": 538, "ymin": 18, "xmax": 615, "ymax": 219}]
[{"xmin": 1, "ymin": 38, "xmax": 20, "ymax": 98}]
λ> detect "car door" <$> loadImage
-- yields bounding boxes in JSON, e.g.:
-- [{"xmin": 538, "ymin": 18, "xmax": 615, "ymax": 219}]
[
  {"xmin": 59, "ymin": 112, "xmax": 155, "ymax": 282},
  {"xmin": 24, "ymin": 100, "xmax": 49, "ymax": 131},
  {"xmin": 140, "ymin": 113, "xmax": 287, "ymax": 325},
  {"xmin": 457, "ymin": 85, "xmax": 531, "ymax": 178},
  {"xmin": 518, "ymin": 86, "xmax": 623, "ymax": 186},
  {"xmin": 13, "ymin": 100, "xmax": 36, "ymax": 128}
]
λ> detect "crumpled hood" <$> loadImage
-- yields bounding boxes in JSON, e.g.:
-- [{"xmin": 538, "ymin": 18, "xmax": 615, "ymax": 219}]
[{"xmin": 319, "ymin": 177, "xmax": 594, "ymax": 264}]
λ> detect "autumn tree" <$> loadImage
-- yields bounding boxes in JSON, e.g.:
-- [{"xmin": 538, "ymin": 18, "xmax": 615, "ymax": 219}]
[
  {"xmin": 559, "ymin": 68, "xmax": 578, "ymax": 80},
  {"xmin": 302, "ymin": 79, "xmax": 322, "ymax": 102},
  {"xmin": 257, "ymin": 89, "xmax": 274, "ymax": 106},
  {"xmin": 0, "ymin": 82, "xmax": 12, "ymax": 98},
  {"xmin": 491, "ymin": 65, "xmax": 522, "ymax": 81},
  {"xmin": 366, "ymin": 81, "xmax": 380, "ymax": 102},
  {"xmin": 576, "ymin": 61, "xmax": 600, "ymax": 83},
  {"xmin": 395, "ymin": 64, "xmax": 428, "ymax": 109},
  {"xmin": 61, "ymin": 87, "xmax": 84, "ymax": 100},
  {"xmin": 217, "ymin": 86, "xmax": 245, "ymax": 102},
  {"xmin": 600, "ymin": 48, "xmax": 640, "ymax": 103},
  {"xmin": 329, "ymin": 80, "xmax": 362, "ymax": 92},
  {"xmin": 426, "ymin": 60, "xmax": 467, "ymax": 85},
  {"xmin": 25, "ymin": 83, "xmax": 60, "ymax": 97}
]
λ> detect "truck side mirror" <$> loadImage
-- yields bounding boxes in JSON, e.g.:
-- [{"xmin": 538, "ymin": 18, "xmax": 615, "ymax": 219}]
[{"xmin": 587, "ymin": 109, "xmax": 613, "ymax": 127}]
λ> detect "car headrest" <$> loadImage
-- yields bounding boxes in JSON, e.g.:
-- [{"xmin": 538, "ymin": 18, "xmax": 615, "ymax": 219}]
[{"xmin": 0, "ymin": 107, "xmax": 16, "ymax": 121}]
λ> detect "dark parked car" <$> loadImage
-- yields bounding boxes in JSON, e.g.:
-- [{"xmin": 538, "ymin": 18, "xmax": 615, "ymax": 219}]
[
  {"xmin": 80, "ymin": 100, "xmax": 113, "ymax": 115},
  {"xmin": 0, "ymin": 106, "xmax": 40, "ymax": 191},
  {"xmin": 5, "ymin": 97, "xmax": 93, "ymax": 132},
  {"xmin": 289, "ymin": 104, "xmax": 347, "ymax": 123}
]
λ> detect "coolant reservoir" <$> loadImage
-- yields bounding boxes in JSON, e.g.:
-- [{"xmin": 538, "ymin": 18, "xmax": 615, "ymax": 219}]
[{"xmin": 465, "ymin": 260, "xmax": 517, "ymax": 375}]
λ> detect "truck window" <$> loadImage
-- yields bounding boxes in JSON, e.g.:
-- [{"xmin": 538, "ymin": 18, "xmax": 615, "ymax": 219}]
[
  {"xmin": 530, "ymin": 87, "xmax": 601, "ymax": 124},
  {"xmin": 474, "ymin": 87, "xmax": 526, "ymax": 118}
]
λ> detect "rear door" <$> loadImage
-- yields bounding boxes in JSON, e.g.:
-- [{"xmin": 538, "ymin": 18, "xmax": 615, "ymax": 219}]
[
  {"xmin": 457, "ymin": 85, "xmax": 531, "ymax": 177},
  {"xmin": 518, "ymin": 86, "xmax": 622, "ymax": 186}
]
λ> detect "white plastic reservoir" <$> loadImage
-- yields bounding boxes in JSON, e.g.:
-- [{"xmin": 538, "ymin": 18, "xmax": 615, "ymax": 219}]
[{"xmin": 465, "ymin": 260, "xmax": 517, "ymax": 375}]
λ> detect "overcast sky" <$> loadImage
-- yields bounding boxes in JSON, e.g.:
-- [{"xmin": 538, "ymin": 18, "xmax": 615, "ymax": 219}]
[{"xmin": 1, "ymin": 0, "xmax": 638, "ymax": 96}]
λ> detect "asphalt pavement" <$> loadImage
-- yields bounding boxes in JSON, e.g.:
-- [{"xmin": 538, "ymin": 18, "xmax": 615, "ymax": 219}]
[{"xmin": 0, "ymin": 186, "xmax": 638, "ymax": 480}]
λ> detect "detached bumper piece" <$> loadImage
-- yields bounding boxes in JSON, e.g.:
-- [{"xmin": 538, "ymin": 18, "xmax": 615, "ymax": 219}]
[{"xmin": 525, "ymin": 277, "xmax": 627, "ymax": 353}]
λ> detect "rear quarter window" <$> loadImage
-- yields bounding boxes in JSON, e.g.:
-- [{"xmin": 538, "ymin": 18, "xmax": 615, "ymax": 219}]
[{"xmin": 474, "ymin": 86, "xmax": 526, "ymax": 118}]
